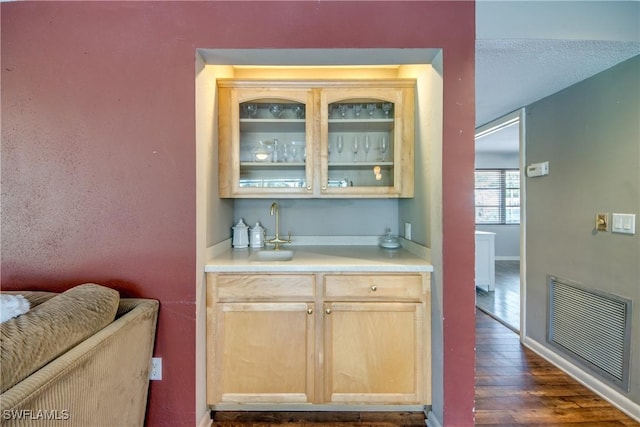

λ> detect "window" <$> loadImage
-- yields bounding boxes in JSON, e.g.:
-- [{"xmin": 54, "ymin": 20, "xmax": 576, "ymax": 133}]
[{"xmin": 475, "ymin": 169, "xmax": 520, "ymax": 225}]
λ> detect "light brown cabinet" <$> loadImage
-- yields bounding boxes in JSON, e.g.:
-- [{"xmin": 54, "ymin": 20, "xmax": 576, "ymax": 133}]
[
  {"xmin": 322, "ymin": 274, "xmax": 428, "ymax": 404},
  {"xmin": 206, "ymin": 272, "xmax": 430, "ymax": 407},
  {"xmin": 323, "ymin": 301, "xmax": 424, "ymax": 404},
  {"xmin": 217, "ymin": 80, "xmax": 415, "ymax": 198},
  {"xmin": 207, "ymin": 274, "xmax": 316, "ymax": 404}
]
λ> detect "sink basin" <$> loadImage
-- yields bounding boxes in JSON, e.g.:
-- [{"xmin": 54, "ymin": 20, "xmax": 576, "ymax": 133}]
[{"xmin": 251, "ymin": 250, "xmax": 294, "ymax": 262}]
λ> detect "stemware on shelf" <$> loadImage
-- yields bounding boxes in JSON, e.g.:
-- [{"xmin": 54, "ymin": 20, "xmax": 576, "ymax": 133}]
[
  {"xmin": 379, "ymin": 136, "xmax": 388, "ymax": 162},
  {"xmin": 292, "ymin": 105, "xmax": 305, "ymax": 119},
  {"xmin": 243, "ymin": 103, "xmax": 258, "ymax": 118},
  {"xmin": 382, "ymin": 103, "xmax": 392, "ymax": 118},
  {"xmin": 352, "ymin": 136, "xmax": 360, "ymax": 163},
  {"xmin": 337, "ymin": 135, "xmax": 344, "ymax": 156},
  {"xmin": 338, "ymin": 104, "xmax": 349, "ymax": 118},
  {"xmin": 269, "ymin": 104, "xmax": 283, "ymax": 118},
  {"xmin": 366, "ymin": 103, "xmax": 376, "ymax": 119},
  {"xmin": 353, "ymin": 104, "xmax": 362, "ymax": 118},
  {"xmin": 363, "ymin": 135, "xmax": 371, "ymax": 161}
]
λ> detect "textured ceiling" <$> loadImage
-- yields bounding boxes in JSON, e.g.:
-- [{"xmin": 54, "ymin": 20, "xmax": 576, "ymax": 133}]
[
  {"xmin": 474, "ymin": 0, "xmax": 640, "ymax": 153},
  {"xmin": 476, "ymin": 39, "xmax": 640, "ymax": 129}
]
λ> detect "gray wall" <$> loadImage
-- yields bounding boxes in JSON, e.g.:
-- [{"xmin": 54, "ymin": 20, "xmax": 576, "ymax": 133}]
[
  {"xmin": 233, "ymin": 198, "xmax": 399, "ymax": 238},
  {"xmin": 525, "ymin": 55, "xmax": 640, "ymax": 402}
]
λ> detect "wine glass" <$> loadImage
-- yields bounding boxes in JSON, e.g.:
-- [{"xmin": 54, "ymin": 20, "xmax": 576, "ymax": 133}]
[
  {"xmin": 363, "ymin": 135, "xmax": 371, "ymax": 161},
  {"xmin": 379, "ymin": 136, "xmax": 388, "ymax": 161},
  {"xmin": 352, "ymin": 104, "xmax": 362, "ymax": 118},
  {"xmin": 269, "ymin": 104, "xmax": 283, "ymax": 118},
  {"xmin": 337, "ymin": 135, "xmax": 344, "ymax": 156},
  {"xmin": 352, "ymin": 136, "xmax": 360, "ymax": 163},
  {"xmin": 243, "ymin": 103, "xmax": 258, "ymax": 118},
  {"xmin": 337, "ymin": 104, "xmax": 349, "ymax": 118},
  {"xmin": 292, "ymin": 105, "xmax": 305, "ymax": 119},
  {"xmin": 366, "ymin": 103, "xmax": 376, "ymax": 119},
  {"xmin": 382, "ymin": 103, "xmax": 392, "ymax": 118}
]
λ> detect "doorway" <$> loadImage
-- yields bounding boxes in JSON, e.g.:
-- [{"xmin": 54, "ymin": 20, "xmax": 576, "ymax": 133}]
[{"xmin": 474, "ymin": 110, "xmax": 525, "ymax": 333}]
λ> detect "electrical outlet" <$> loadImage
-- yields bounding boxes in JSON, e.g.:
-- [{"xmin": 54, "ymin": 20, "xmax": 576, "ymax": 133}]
[
  {"xmin": 404, "ymin": 222, "xmax": 412, "ymax": 240},
  {"xmin": 150, "ymin": 357, "xmax": 162, "ymax": 380}
]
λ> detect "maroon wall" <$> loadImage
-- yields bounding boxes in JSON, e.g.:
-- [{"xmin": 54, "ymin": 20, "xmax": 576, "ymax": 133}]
[{"xmin": 1, "ymin": 2, "xmax": 475, "ymax": 426}]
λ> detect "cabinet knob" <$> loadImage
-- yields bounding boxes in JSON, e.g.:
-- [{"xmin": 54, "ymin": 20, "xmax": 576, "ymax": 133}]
[
  {"xmin": 306, "ymin": 185, "xmax": 312, "ymax": 191},
  {"xmin": 325, "ymin": 308, "xmax": 332, "ymax": 315},
  {"xmin": 321, "ymin": 185, "xmax": 327, "ymax": 191},
  {"xmin": 307, "ymin": 307, "xmax": 313, "ymax": 315},
  {"xmin": 370, "ymin": 285, "xmax": 378, "ymax": 292}
]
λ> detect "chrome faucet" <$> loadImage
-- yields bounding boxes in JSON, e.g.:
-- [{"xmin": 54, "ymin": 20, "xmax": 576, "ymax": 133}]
[{"xmin": 266, "ymin": 202, "xmax": 292, "ymax": 250}]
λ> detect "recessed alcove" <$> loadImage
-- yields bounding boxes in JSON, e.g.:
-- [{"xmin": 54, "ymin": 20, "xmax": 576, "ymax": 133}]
[{"xmin": 195, "ymin": 48, "xmax": 443, "ymax": 421}]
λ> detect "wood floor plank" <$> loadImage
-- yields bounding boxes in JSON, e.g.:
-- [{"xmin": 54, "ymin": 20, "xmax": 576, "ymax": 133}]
[
  {"xmin": 475, "ymin": 385, "xmax": 596, "ymax": 400},
  {"xmin": 211, "ymin": 411, "xmax": 426, "ymax": 426},
  {"xmin": 476, "ymin": 423, "xmax": 628, "ymax": 427},
  {"xmin": 511, "ymin": 406, "xmax": 634, "ymax": 423},
  {"xmin": 474, "ymin": 409, "xmax": 517, "ymax": 425},
  {"xmin": 474, "ymin": 310, "xmax": 639, "ymax": 427}
]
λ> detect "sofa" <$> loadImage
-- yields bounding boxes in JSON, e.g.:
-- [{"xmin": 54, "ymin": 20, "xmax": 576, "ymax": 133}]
[{"xmin": 0, "ymin": 284, "xmax": 159, "ymax": 427}]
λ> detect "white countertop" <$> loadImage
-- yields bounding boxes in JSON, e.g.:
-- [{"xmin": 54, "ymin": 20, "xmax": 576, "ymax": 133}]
[{"xmin": 205, "ymin": 244, "xmax": 433, "ymax": 273}]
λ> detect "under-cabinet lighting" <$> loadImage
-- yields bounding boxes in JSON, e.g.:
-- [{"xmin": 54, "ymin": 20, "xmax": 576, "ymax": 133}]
[
  {"xmin": 231, "ymin": 65, "xmax": 404, "ymax": 80},
  {"xmin": 232, "ymin": 65, "xmax": 401, "ymax": 70}
]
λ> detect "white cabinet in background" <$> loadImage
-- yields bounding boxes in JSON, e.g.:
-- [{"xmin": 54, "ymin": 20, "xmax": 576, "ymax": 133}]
[{"xmin": 475, "ymin": 231, "xmax": 495, "ymax": 291}]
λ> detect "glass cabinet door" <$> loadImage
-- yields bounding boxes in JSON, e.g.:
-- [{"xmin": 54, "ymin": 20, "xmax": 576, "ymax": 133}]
[
  {"xmin": 320, "ymin": 86, "xmax": 408, "ymax": 197},
  {"xmin": 219, "ymin": 81, "xmax": 414, "ymax": 198},
  {"xmin": 220, "ymin": 86, "xmax": 314, "ymax": 197}
]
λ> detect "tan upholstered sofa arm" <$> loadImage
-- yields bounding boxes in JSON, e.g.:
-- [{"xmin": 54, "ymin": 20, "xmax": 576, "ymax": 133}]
[{"xmin": 1, "ymin": 298, "xmax": 159, "ymax": 427}]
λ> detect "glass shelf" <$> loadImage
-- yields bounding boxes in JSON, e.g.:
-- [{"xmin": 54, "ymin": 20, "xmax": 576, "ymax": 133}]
[
  {"xmin": 328, "ymin": 162, "xmax": 394, "ymax": 168},
  {"xmin": 240, "ymin": 162, "xmax": 306, "ymax": 168},
  {"xmin": 328, "ymin": 119, "xmax": 394, "ymax": 133},
  {"xmin": 240, "ymin": 119, "xmax": 305, "ymax": 133}
]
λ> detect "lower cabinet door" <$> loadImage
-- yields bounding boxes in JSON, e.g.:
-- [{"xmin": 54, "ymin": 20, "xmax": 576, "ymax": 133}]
[
  {"xmin": 212, "ymin": 302, "xmax": 315, "ymax": 404},
  {"xmin": 323, "ymin": 302, "xmax": 424, "ymax": 404}
]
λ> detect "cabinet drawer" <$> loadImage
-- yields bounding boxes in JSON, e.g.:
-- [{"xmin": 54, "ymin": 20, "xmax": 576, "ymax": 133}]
[
  {"xmin": 216, "ymin": 274, "xmax": 315, "ymax": 301},
  {"xmin": 323, "ymin": 274, "xmax": 423, "ymax": 300}
]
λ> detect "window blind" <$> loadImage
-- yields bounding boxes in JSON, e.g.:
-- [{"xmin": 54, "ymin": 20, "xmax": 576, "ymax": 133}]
[{"xmin": 475, "ymin": 169, "xmax": 520, "ymax": 225}]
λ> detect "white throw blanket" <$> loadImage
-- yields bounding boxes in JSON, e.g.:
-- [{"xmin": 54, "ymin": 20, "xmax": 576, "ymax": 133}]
[{"xmin": 0, "ymin": 294, "xmax": 30, "ymax": 323}]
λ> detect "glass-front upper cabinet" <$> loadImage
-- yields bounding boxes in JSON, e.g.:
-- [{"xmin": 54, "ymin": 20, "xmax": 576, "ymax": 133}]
[
  {"xmin": 320, "ymin": 83, "xmax": 414, "ymax": 197},
  {"xmin": 218, "ymin": 83, "xmax": 314, "ymax": 197},
  {"xmin": 217, "ymin": 80, "xmax": 414, "ymax": 198}
]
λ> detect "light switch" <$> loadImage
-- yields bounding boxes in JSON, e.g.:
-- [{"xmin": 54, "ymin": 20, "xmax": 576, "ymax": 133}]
[{"xmin": 612, "ymin": 213, "xmax": 636, "ymax": 235}]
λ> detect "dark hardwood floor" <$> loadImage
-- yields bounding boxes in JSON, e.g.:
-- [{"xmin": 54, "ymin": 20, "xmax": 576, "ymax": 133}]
[
  {"xmin": 211, "ymin": 411, "xmax": 426, "ymax": 426},
  {"xmin": 208, "ymin": 310, "xmax": 640, "ymax": 427},
  {"xmin": 475, "ymin": 309, "xmax": 639, "ymax": 426},
  {"xmin": 476, "ymin": 260, "xmax": 521, "ymax": 332}
]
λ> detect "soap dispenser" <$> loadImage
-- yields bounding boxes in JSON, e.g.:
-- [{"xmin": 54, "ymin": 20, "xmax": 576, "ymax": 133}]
[{"xmin": 232, "ymin": 219, "xmax": 249, "ymax": 249}]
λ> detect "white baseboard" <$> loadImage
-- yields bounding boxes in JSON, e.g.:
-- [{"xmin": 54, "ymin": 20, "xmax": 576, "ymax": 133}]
[
  {"xmin": 198, "ymin": 410, "xmax": 211, "ymax": 427},
  {"xmin": 523, "ymin": 336, "xmax": 640, "ymax": 422},
  {"xmin": 495, "ymin": 256, "xmax": 520, "ymax": 261},
  {"xmin": 425, "ymin": 410, "xmax": 442, "ymax": 427}
]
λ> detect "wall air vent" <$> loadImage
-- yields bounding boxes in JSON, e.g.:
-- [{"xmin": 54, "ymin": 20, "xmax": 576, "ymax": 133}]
[{"xmin": 547, "ymin": 275, "xmax": 632, "ymax": 391}]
